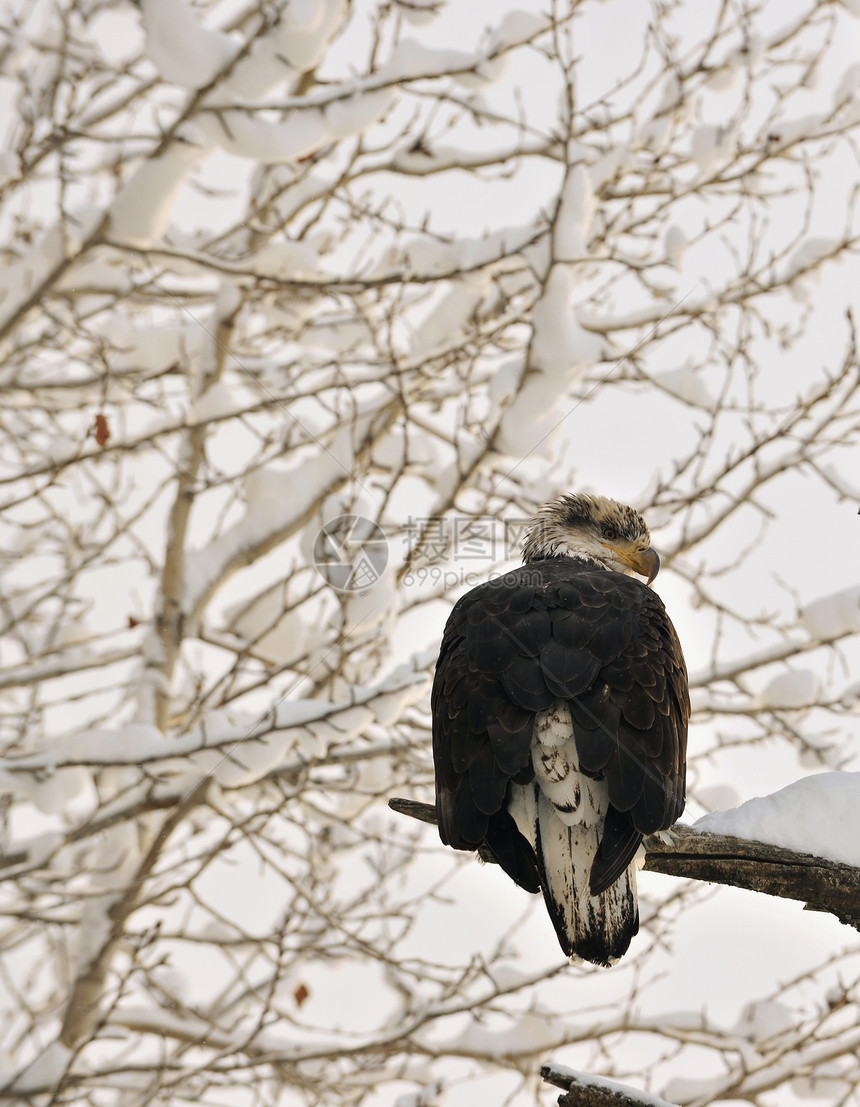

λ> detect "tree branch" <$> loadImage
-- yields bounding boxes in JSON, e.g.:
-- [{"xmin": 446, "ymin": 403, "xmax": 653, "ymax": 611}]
[
  {"xmin": 644, "ymin": 824, "xmax": 860, "ymax": 929},
  {"xmin": 541, "ymin": 1064, "xmax": 678, "ymax": 1107},
  {"xmin": 58, "ymin": 778, "xmax": 211, "ymax": 1049},
  {"xmin": 387, "ymin": 799, "xmax": 860, "ymax": 930}
]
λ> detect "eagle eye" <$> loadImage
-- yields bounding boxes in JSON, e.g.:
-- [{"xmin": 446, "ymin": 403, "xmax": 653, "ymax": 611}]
[{"xmin": 601, "ymin": 525, "xmax": 619, "ymax": 541}]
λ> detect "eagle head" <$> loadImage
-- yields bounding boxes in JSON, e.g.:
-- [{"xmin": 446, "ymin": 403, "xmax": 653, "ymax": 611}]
[{"xmin": 521, "ymin": 492, "xmax": 660, "ymax": 583}]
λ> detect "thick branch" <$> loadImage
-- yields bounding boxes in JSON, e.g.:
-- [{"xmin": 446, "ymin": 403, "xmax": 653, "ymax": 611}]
[
  {"xmin": 152, "ymin": 300, "xmax": 240, "ymax": 731},
  {"xmin": 542, "ymin": 1064, "xmax": 678, "ymax": 1107},
  {"xmin": 644, "ymin": 824, "xmax": 860, "ymax": 929},
  {"xmin": 387, "ymin": 799, "xmax": 860, "ymax": 930},
  {"xmin": 58, "ymin": 779, "xmax": 210, "ymax": 1049}
]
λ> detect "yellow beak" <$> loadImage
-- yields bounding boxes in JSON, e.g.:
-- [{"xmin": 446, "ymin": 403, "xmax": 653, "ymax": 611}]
[{"xmin": 626, "ymin": 546, "xmax": 660, "ymax": 584}]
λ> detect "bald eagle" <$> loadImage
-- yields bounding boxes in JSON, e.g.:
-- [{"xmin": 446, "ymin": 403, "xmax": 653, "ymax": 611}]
[{"xmin": 432, "ymin": 493, "xmax": 689, "ymax": 966}]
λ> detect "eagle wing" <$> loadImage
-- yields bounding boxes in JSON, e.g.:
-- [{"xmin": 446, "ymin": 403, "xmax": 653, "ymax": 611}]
[{"xmin": 431, "ymin": 559, "xmax": 689, "ymax": 898}]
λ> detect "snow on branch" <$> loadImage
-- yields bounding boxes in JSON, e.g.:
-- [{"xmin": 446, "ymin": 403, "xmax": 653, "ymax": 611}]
[
  {"xmin": 182, "ymin": 408, "xmax": 396, "ymax": 618},
  {"xmin": 0, "ymin": 656, "xmax": 429, "ymax": 781},
  {"xmin": 541, "ymin": 1065, "xmax": 678, "ymax": 1107}
]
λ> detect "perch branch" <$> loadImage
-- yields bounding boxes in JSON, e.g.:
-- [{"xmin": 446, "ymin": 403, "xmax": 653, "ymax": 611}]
[
  {"xmin": 541, "ymin": 1064, "xmax": 678, "ymax": 1107},
  {"xmin": 387, "ymin": 798, "xmax": 860, "ymax": 930}
]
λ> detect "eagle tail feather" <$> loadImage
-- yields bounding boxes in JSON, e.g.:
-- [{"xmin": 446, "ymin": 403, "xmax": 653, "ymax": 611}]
[{"xmin": 533, "ymin": 786, "xmax": 639, "ymax": 966}]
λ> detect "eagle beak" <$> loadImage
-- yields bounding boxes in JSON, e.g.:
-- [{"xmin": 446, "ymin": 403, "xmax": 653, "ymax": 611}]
[
  {"xmin": 599, "ymin": 539, "xmax": 661, "ymax": 584},
  {"xmin": 630, "ymin": 546, "xmax": 660, "ymax": 584}
]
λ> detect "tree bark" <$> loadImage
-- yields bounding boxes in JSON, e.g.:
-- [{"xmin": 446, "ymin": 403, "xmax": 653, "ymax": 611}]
[{"xmin": 541, "ymin": 1063, "xmax": 678, "ymax": 1107}]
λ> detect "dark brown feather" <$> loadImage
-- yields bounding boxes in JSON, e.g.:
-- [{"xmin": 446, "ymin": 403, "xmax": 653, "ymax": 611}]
[{"xmin": 431, "ymin": 557, "xmax": 690, "ymax": 954}]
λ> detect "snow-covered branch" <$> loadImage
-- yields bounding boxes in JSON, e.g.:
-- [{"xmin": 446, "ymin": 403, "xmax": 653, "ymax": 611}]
[
  {"xmin": 542, "ymin": 1065, "xmax": 678, "ymax": 1107},
  {"xmin": 645, "ymin": 826, "xmax": 860, "ymax": 930}
]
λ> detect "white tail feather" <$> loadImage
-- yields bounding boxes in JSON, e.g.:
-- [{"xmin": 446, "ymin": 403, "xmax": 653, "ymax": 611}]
[{"xmin": 507, "ymin": 700, "xmax": 639, "ymax": 965}]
